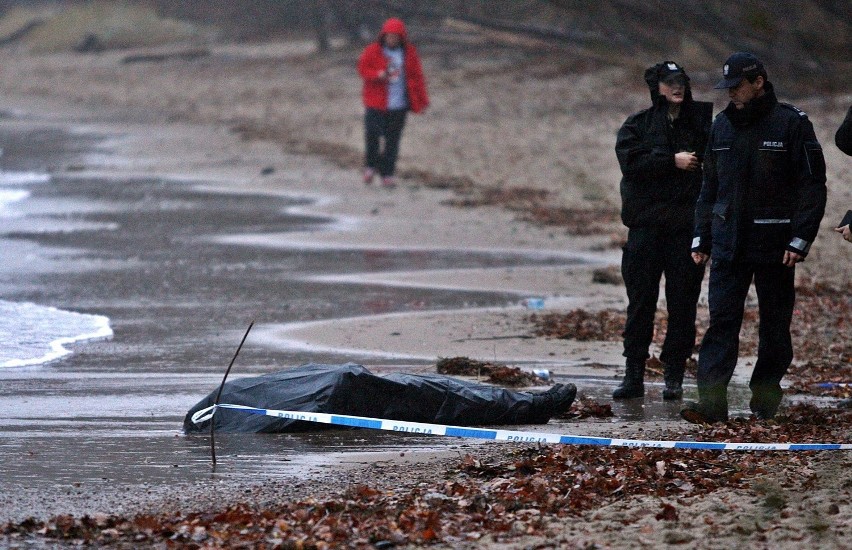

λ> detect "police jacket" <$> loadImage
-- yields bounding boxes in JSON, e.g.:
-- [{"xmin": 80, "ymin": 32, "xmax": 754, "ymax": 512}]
[
  {"xmin": 836, "ymin": 105, "xmax": 852, "ymax": 156},
  {"xmin": 616, "ymin": 64, "xmax": 713, "ymax": 230},
  {"xmin": 692, "ymin": 83, "xmax": 827, "ymax": 263}
]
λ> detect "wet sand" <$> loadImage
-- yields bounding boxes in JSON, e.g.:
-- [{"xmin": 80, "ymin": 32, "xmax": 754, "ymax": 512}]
[
  {"xmin": 0, "ymin": 110, "xmax": 634, "ymax": 524},
  {"xmin": 0, "ymin": 103, "xmax": 780, "ymax": 529}
]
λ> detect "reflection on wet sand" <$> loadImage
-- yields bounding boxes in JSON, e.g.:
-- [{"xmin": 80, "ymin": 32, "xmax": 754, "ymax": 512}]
[{"xmin": 0, "ymin": 126, "xmax": 608, "ymax": 501}]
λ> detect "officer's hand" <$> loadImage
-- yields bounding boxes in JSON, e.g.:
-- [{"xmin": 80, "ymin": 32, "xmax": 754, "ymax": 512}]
[
  {"xmin": 782, "ymin": 250, "xmax": 804, "ymax": 267},
  {"xmin": 692, "ymin": 251, "xmax": 709, "ymax": 265},
  {"xmin": 834, "ymin": 224, "xmax": 852, "ymax": 243},
  {"xmin": 675, "ymin": 152, "xmax": 699, "ymax": 171}
]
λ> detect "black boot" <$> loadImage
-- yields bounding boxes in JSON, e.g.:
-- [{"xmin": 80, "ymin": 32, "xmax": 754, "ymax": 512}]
[
  {"xmin": 529, "ymin": 383, "xmax": 578, "ymax": 423},
  {"xmin": 749, "ymin": 383, "xmax": 783, "ymax": 420},
  {"xmin": 613, "ymin": 359, "xmax": 645, "ymax": 399},
  {"xmin": 662, "ymin": 363, "xmax": 685, "ymax": 401},
  {"xmin": 680, "ymin": 386, "xmax": 728, "ymax": 424}
]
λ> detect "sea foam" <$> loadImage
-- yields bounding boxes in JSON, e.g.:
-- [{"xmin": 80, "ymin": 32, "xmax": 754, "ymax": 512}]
[{"xmin": 0, "ymin": 300, "xmax": 113, "ymax": 368}]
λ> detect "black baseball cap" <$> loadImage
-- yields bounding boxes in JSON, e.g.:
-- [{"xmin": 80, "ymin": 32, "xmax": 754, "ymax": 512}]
[
  {"xmin": 714, "ymin": 52, "xmax": 764, "ymax": 89},
  {"xmin": 658, "ymin": 61, "xmax": 685, "ymax": 80}
]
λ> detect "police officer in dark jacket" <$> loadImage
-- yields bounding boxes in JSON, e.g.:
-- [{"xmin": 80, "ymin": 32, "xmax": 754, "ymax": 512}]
[
  {"xmin": 836, "ymin": 105, "xmax": 852, "ymax": 156},
  {"xmin": 834, "ymin": 106, "xmax": 852, "ymax": 243},
  {"xmin": 614, "ymin": 61, "xmax": 712, "ymax": 400},
  {"xmin": 683, "ymin": 53, "xmax": 827, "ymax": 424}
]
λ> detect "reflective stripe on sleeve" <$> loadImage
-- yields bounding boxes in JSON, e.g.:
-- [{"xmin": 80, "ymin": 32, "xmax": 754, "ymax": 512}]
[{"xmin": 789, "ymin": 238, "xmax": 811, "ymax": 253}]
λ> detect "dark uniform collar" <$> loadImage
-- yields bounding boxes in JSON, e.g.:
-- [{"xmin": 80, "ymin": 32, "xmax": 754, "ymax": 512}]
[{"xmin": 723, "ymin": 81, "xmax": 777, "ymax": 128}]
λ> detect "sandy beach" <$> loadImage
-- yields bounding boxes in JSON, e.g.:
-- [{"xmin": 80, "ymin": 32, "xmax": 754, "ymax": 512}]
[{"xmin": 0, "ymin": 30, "xmax": 850, "ymax": 549}]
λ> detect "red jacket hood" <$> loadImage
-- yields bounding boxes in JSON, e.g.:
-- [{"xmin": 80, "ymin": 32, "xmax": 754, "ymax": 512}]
[{"xmin": 379, "ymin": 18, "xmax": 407, "ymax": 41}]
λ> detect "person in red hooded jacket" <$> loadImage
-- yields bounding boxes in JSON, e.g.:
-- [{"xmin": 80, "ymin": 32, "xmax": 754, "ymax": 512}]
[{"xmin": 357, "ymin": 18, "xmax": 429, "ymax": 187}]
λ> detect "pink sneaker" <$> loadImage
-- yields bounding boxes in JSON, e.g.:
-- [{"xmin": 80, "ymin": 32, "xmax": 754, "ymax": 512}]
[
  {"xmin": 362, "ymin": 168, "xmax": 376, "ymax": 185},
  {"xmin": 381, "ymin": 176, "xmax": 396, "ymax": 188}
]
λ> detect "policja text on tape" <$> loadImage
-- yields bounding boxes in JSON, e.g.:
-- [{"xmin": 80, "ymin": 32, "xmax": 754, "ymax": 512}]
[{"xmin": 192, "ymin": 404, "xmax": 852, "ymax": 452}]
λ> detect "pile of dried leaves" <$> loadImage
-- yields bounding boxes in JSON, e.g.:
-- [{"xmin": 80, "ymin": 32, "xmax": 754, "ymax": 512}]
[
  {"xmin": 527, "ymin": 309, "xmax": 625, "ymax": 342},
  {"xmin": 788, "ymin": 362, "xmax": 852, "ymax": 399},
  {"xmin": 561, "ymin": 397, "xmax": 614, "ymax": 419},
  {"xmin": 525, "ymin": 281, "xmax": 850, "ymax": 396},
  {"xmin": 442, "ymin": 185, "xmax": 620, "ymax": 236},
  {"xmin": 436, "ymin": 356, "xmax": 542, "ymax": 387},
  {"xmin": 6, "ymin": 406, "xmax": 847, "ymax": 548},
  {"xmin": 443, "ymin": 186, "xmax": 550, "ymax": 210},
  {"xmin": 518, "ymin": 206, "xmax": 621, "ymax": 236},
  {"xmin": 786, "ymin": 282, "xmax": 852, "ymax": 397},
  {"xmin": 235, "ymin": 121, "xmax": 625, "ymax": 239},
  {"xmin": 526, "ymin": 307, "xmax": 735, "ymax": 351}
]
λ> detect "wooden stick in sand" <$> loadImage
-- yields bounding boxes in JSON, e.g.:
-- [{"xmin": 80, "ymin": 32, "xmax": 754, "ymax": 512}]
[{"xmin": 211, "ymin": 321, "xmax": 254, "ymax": 472}]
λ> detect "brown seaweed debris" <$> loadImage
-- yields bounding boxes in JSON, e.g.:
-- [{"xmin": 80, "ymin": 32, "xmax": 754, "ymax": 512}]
[{"xmin": 436, "ymin": 356, "xmax": 543, "ymax": 387}]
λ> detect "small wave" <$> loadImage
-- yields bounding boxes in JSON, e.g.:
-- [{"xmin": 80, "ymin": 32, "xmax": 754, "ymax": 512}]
[
  {"xmin": 0, "ymin": 301, "xmax": 113, "ymax": 368},
  {"xmin": 0, "ymin": 171, "xmax": 51, "ymax": 186},
  {"xmin": 0, "ymin": 189, "xmax": 29, "ymax": 214},
  {"xmin": 0, "ymin": 172, "xmax": 48, "ymax": 218}
]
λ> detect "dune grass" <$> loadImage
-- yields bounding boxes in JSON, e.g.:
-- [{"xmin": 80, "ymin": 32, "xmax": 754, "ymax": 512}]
[{"xmin": 15, "ymin": 0, "xmax": 204, "ymax": 53}]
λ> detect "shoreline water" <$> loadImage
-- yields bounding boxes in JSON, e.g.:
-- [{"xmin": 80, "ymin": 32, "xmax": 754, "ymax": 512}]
[
  {"xmin": 0, "ymin": 109, "xmax": 633, "ymax": 525},
  {"xmin": 0, "ymin": 299, "xmax": 112, "ymax": 368},
  {"xmin": 0, "ymin": 156, "xmax": 115, "ymax": 370}
]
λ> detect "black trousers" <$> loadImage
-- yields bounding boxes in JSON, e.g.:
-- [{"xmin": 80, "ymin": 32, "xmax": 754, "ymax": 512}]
[
  {"xmin": 621, "ymin": 227, "xmax": 705, "ymax": 366},
  {"xmin": 697, "ymin": 260, "xmax": 795, "ymax": 415},
  {"xmin": 364, "ymin": 107, "xmax": 407, "ymax": 177}
]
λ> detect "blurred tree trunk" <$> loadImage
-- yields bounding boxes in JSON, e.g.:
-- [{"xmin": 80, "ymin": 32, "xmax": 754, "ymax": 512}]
[
  {"xmin": 312, "ymin": 0, "xmax": 330, "ymax": 52},
  {"xmin": 328, "ymin": 0, "xmax": 376, "ymax": 45}
]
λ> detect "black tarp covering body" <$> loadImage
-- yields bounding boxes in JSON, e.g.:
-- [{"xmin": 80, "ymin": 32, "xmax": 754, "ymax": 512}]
[{"xmin": 184, "ymin": 363, "xmax": 543, "ymax": 433}]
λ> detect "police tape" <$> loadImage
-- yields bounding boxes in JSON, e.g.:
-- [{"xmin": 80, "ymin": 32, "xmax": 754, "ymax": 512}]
[{"xmin": 190, "ymin": 404, "xmax": 852, "ymax": 452}]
